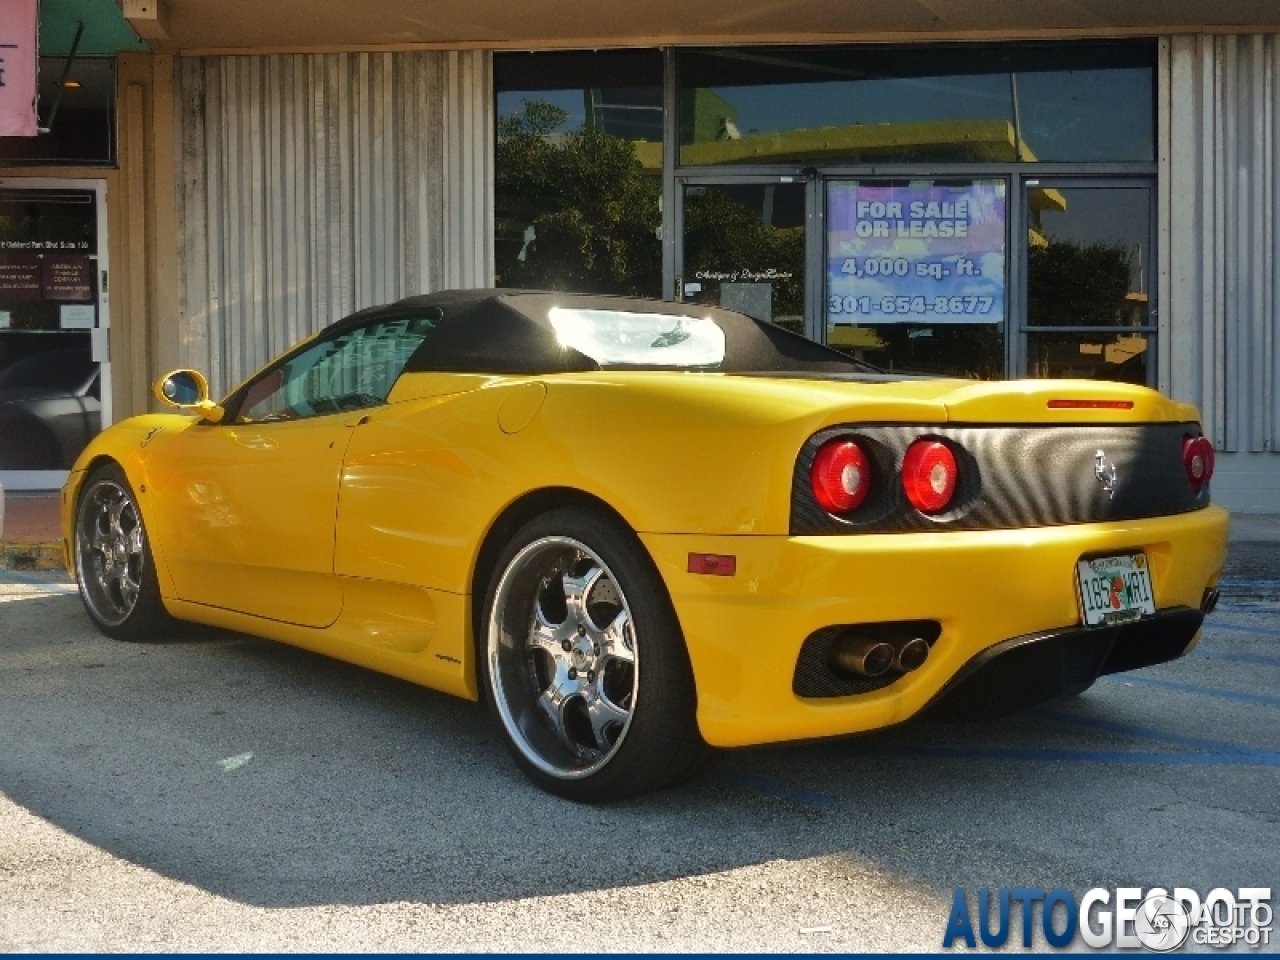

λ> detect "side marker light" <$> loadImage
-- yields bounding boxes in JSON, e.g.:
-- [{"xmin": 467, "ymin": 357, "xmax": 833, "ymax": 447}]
[{"xmin": 688, "ymin": 553, "xmax": 737, "ymax": 576}]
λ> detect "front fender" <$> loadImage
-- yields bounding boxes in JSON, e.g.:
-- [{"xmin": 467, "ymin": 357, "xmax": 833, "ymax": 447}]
[{"xmin": 62, "ymin": 413, "xmax": 200, "ymax": 591}]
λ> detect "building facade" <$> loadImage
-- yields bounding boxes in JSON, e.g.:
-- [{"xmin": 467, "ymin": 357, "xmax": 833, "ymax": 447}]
[{"xmin": 0, "ymin": 1, "xmax": 1277, "ymax": 511}]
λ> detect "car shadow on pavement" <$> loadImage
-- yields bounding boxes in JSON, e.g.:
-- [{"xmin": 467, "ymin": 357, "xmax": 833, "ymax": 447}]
[{"xmin": 0, "ymin": 553, "xmax": 1277, "ymax": 909}]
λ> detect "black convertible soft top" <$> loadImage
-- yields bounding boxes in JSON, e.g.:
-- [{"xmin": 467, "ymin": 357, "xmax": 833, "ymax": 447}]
[{"xmin": 339, "ymin": 289, "xmax": 875, "ymax": 376}]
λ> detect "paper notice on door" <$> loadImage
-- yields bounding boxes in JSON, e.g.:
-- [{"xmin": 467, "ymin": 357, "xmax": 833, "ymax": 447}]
[
  {"xmin": 0, "ymin": 311, "xmax": 10, "ymax": 329},
  {"xmin": 60, "ymin": 304, "xmax": 96, "ymax": 329},
  {"xmin": 42, "ymin": 255, "xmax": 94, "ymax": 301}
]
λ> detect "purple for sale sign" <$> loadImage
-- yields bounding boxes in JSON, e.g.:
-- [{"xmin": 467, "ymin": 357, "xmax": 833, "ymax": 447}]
[{"xmin": 826, "ymin": 180, "xmax": 1005, "ymax": 325}]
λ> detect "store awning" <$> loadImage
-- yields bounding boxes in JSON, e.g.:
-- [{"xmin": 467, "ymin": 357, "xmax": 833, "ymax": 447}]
[
  {"xmin": 40, "ymin": 0, "xmax": 147, "ymax": 55},
  {"xmin": 153, "ymin": 0, "xmax": 1280, "ymax": 52}
]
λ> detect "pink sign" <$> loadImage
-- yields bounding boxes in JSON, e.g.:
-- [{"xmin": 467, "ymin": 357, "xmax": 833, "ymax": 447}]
[{"xmin": 0, "ymin": 0, "xmax": 39, "ymax": 137}]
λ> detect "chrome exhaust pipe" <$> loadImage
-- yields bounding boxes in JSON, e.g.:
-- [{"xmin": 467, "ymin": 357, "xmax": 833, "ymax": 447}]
[
  {"xmin": 832, "ymin": 637, "xmax": 895, "ymax": 678},
  {"xmin": 1201, "ymin": 587, "xmax": 1220, "ymax": 614},
  {"xmin": 892, "ymin": 637, "xmax": 930, "ymax": 673}
]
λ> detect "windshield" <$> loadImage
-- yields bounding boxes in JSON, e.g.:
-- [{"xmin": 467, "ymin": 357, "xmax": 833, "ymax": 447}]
[{"xmin": 548, "ymin": 307, "xmax": 727, "ymax": 368}]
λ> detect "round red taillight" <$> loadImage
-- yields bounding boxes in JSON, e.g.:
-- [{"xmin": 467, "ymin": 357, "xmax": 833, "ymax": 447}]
[
  {"xmin": 811, "ymin": 439, "xmax": 872, "ymax": 514},
  {"xmin": 902, "ymin": 440, "xmax": 959, "ymax": 514},
  {"xmin": 1183, "ymin": 436, "xmax": 1216, "ymax": 493}
]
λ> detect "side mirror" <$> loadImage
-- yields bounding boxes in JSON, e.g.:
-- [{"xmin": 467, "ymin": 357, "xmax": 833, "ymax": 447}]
[{"xmin": 153, "ymin": 369, "xmax": 225, "ymax": 423}]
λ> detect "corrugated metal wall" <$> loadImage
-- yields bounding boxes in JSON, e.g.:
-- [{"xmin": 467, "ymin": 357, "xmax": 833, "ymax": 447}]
[
  {"xmin": 1162, "ymin": 35, "xmax": 1279, "ymax": 454},
  {"xmin": 176, "ymin": 51, "xmax": 493, "ymax": 395}
]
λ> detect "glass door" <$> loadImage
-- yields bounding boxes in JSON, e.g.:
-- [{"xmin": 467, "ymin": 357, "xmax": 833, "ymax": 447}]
[
  {"xmin": 822, "ymin": 177, "xmax": 1008, "ymax": 378},
  {"xmin": 676, "ymin": 177, "xmax": 808, "ymax": 336},
  {"xmin": 1020, "ymin": 179, "xmax": 1155, "ymax": 384},
  {"xmin": 0, "ymin": 181, "xmax": 110, "ymax": 491}
]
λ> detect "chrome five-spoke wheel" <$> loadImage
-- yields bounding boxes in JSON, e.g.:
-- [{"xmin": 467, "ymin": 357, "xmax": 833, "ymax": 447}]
[
  {"xmin": 482, "ymin": 508, "xmax": 708, "ymax": 801},
  {"xmin": 74, "ymin": 465, "xmax": 171, "ymax": 641},
  {"xmin": 77, "ymin": 478, "xmax": 146, "ymax": 626},
  {"xmin": 488, "ymin": 537, "xmax": 638, "ymax": 779}
]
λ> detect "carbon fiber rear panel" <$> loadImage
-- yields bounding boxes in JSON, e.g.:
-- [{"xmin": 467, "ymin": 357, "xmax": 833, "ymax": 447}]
[{"xmin": 791, "ymin": 422, "xmax": 1210, "ymax": 535}]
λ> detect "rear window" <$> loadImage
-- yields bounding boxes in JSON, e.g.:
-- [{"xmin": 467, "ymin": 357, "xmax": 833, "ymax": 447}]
[{"xmin": 547, "ymin": 307, "xmax": 726, "ymax": 368}]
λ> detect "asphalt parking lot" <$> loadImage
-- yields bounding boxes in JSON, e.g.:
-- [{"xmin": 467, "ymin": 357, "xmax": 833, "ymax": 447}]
[{"xmin": 0, "ymin": 535, "xmax": 1276, "ymax": 951}]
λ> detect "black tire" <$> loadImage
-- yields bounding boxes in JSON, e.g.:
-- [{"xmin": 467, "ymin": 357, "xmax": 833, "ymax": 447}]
[
  {"xmin": 479, "ymin": 507, "xmax": 709, "ymax": 802},
  {"xmin": 73, "ymin": 463, "xmax": 175, "ymax": 642}
]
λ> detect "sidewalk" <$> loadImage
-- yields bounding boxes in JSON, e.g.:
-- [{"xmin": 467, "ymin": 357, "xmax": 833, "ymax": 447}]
[
  {"xmin": 1, "ymin": 488, "xmax": 1277, "ymax": 571},
  {"xmin": 1229, "ymin": 513, "xmax": 1280, "ymax": 542}
]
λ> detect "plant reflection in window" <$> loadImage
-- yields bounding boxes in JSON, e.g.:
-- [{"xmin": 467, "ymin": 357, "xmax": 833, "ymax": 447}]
[{"xmin": 495, "ymin": 100, "xmax": 662, "ymax": 298}]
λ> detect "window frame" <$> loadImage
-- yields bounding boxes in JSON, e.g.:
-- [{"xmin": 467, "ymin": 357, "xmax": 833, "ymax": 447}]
[{"xmin": 1016, "ymin": 175, "xmax": 1158, "ymax": 385}]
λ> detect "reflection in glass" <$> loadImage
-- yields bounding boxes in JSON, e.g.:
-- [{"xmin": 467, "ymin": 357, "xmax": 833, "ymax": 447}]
[
  {"xmin": 677, "ymin": 41, "xmax": 1153, "ymax": 167},
  {"xmin": 828, "ymin": 323, "xmax": 1005, "ymax": 380},
  {"xmin": 0, "ymin": 188, "xmax": 102, "ymax": 469},
  {"xmin": 161, "ymin": 372, "xmax": 204, "ymax": 405},
  {"xmin": 494, "ymin": 51, "xmax": 663, "ymax": 298},
  {"xmin": 681, "ymin": 183, "xmax": 806, "ymax": 335},
  {"xmin": 1026, "ymin": 187, "xmax": 1151, "ymax": 327},
  {"xmin": 1026, "ymin": 332, "xmax": 1147, "ymax": 384},
  {"xmin": 548, "ymin": 308, "xmax": 726, "ymax": 367},
  {"xmin": 0, "ymin": 338, "xmax": 99, "ymax": 469},
  {"xmin": 0, "ymin": 58, "xmax": 116, "ymax": 165}
]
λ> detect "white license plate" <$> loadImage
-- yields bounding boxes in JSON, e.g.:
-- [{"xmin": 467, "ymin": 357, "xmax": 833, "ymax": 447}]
[{"xmin": 1076, "ymin": 553, "xmax": 1156, "ymax": 626}]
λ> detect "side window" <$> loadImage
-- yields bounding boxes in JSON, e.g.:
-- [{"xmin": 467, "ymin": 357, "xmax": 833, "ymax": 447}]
[{"xmin": 236, "ymin": 314, "xmax": 437, "ymax": 423}]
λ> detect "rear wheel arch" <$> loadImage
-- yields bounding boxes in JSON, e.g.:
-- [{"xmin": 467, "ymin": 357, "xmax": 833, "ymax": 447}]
[
  {"xmin": 474, "ymin": 497, "xmax": 709, "ymax": 800},
  {"xmin": 470, "ymin": 487, "xmax": 645, "ymax": 644}
]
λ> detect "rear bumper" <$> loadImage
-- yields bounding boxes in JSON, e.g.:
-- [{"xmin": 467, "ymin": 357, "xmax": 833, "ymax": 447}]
[{"xmin": 640, "ymin": 505, "xmax": 1229, "ymax": 747}]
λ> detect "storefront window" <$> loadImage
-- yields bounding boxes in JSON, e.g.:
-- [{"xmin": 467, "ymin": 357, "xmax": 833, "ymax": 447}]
[
  {"xmin": 1023, "ymin": 183, "xmax": 1153, "ymax": 384},
  {"xmin": 0, "ymin": 58, "xmax": 116, "ymax": 166},
  {"xmin": 494, "ymin": 50, "xmax": 663, "ymax": 297},
  {"xmin": 0, "ymin": 188, "xmax": 102, "ymax": 470},
  {"xmin": 676, "ymin": 42, "xmax": 1153, "ymax": 167},
  {"xmin": 494, "ymin": 42, "xmax": 1157, "ymax": 384},
  {"xmin": 681, "ymin": 182, "xmax": 806, "ymax": 335}
]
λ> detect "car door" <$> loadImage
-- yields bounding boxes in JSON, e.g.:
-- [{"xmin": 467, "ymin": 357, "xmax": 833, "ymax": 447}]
[{"xmin": 147, "ymin": 313, "xmax": 437, "ymax": 626}]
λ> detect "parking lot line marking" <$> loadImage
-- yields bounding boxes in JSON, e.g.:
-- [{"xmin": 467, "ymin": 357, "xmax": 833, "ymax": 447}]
[
  {"xmin": 1216, "ymin": 601, "xmax": 1280, "ymax": 615},
  {"xmin": 218, "ymin": 752, "xmax": 254, "ymax": 772},
  {"xmin": 1101, "ymin": 673, "xmax": 1280, "ymax": 707},
  {"xmin": 716, "ymin": 770, "xmax": 840, "ymax": 808},
  {"xmin": 841, "ymin": 745, "xmax": 1280, "ymax": 767},
  {"xmin": 1036, "ymin": 708, "xmax": 1280, "ymax": 761},
  {"xmin": 1218, "ymin": 578, "xmax": 1280, "ymax": 589},
  {"xmin": 1204, "ymin": 620, "xmax": 1280, "ymax": 639},
  {"xmin": 830, "ymin": 708, "xmax": 1280, "ymax": 767},
  {"xmin": 1191, "ymin": 648, "xmax": 1280, "ymax": 667}
]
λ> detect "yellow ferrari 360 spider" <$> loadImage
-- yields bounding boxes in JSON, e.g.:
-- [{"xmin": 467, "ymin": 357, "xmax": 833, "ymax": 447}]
[{"xmin": 61, "ymin": 290, "xmax": 1229, "ymax": 801}]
